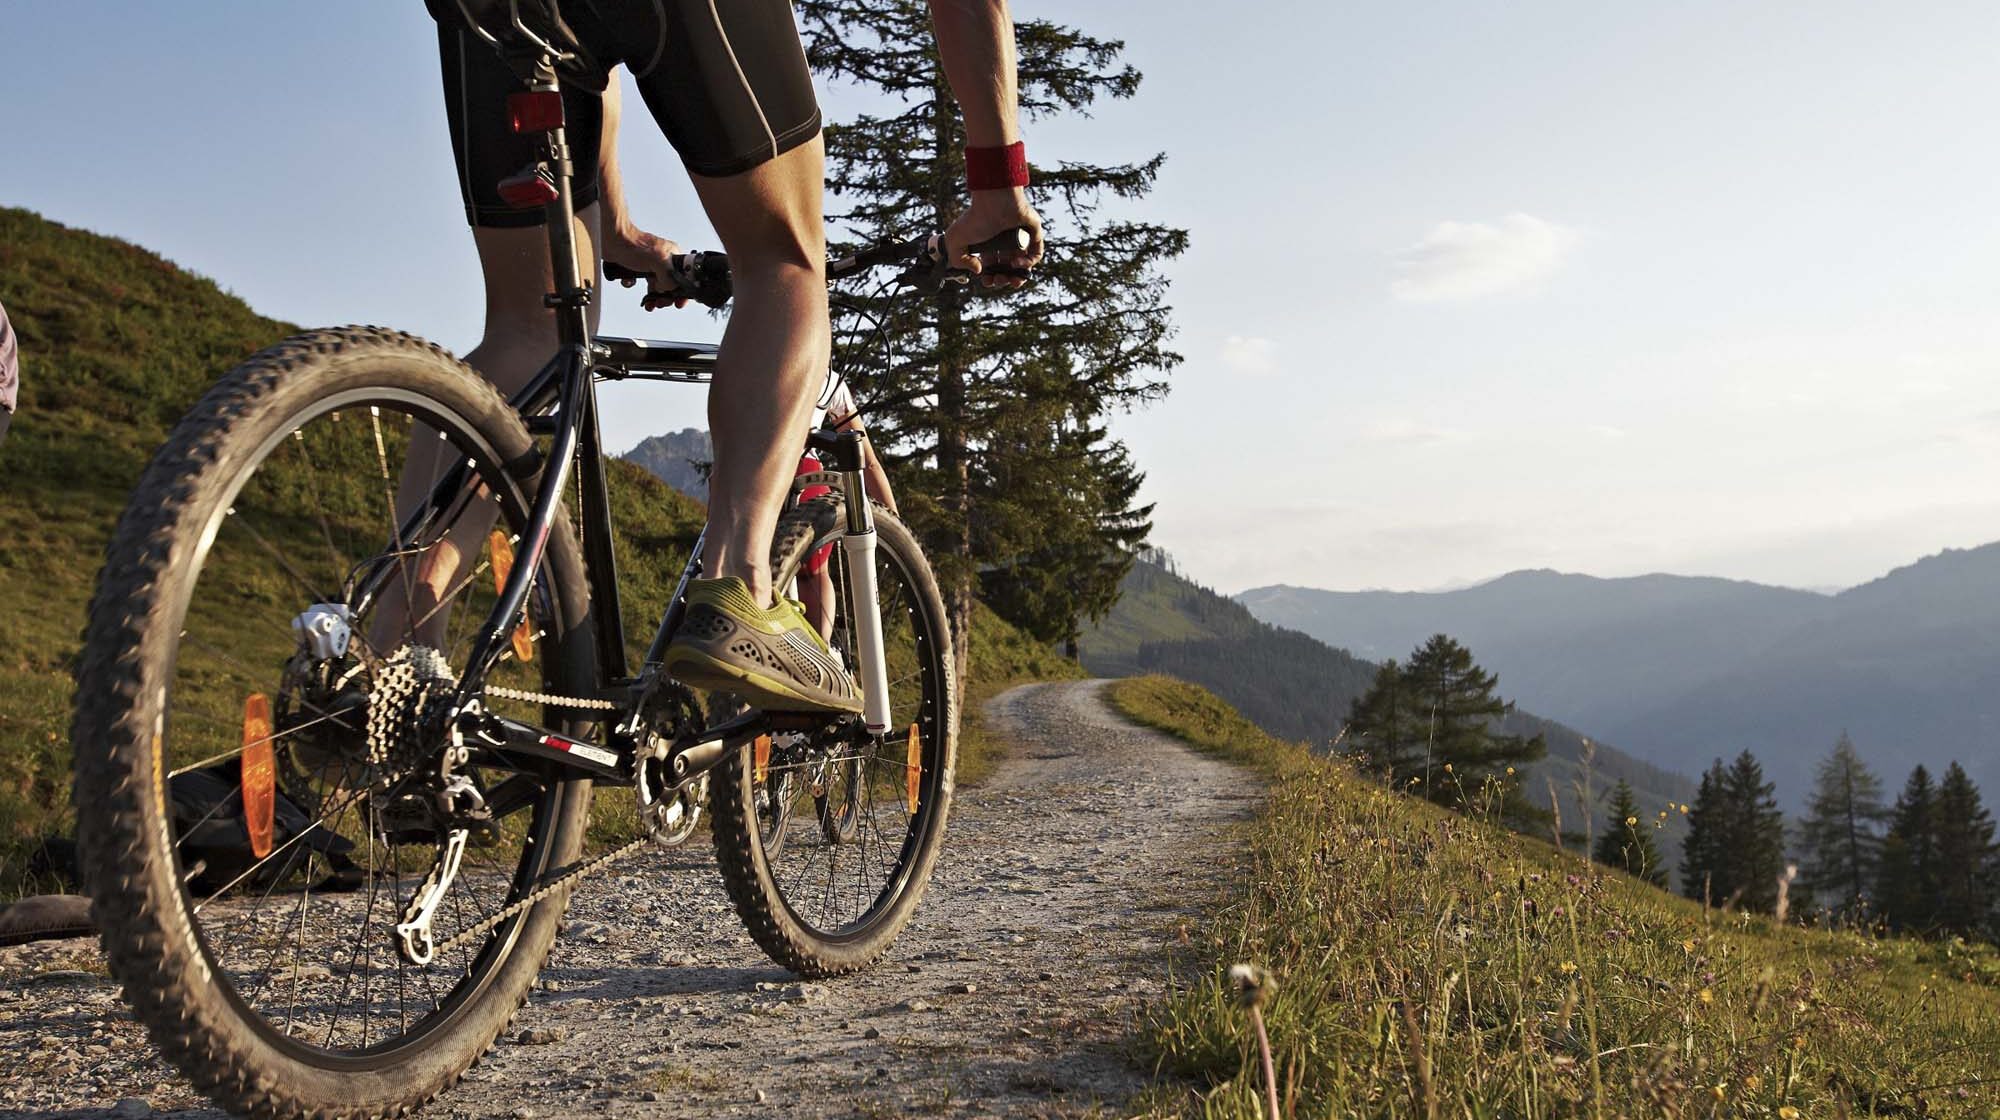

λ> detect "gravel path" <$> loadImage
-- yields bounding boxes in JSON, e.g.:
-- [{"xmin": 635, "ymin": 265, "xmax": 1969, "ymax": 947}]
[{"xmin": 0, "ymin": 679, "xmax": 1259, "ymax": 1119}]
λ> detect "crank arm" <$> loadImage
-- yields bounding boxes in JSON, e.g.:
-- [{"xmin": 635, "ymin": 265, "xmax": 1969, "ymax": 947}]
[{"xmin": 664, "ymin": 709, "xmax": 823, "ymax": 784}]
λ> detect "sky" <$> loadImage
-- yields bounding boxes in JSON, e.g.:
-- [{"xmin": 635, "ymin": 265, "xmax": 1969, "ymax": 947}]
[{"xmin": 7, "ymin": 1, "xmax": 2000, "ymax": 594}]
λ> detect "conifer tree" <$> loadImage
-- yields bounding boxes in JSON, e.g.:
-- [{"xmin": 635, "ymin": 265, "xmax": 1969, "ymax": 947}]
[
  {"xmin": 1798, "ymin": 733, "xmax": 1888, "ymax": 923},
  {"xmin": 1681, "ymin": 760, "xmax": 1728, "ymax": 904},
  {"xmin": 1351, "ymin": 635, "xmax": 1544, "ymax": 813},
  {"xmin": 1877, "ymin": 765, "xmax": 1942, "ymax": 934},
  {"xmin": 799, "ymin": 1, "xmax": 1186, "ymax": 677},
  {"xmin": 1722, "ymin": 750, "xmax": 1789, "ymax": 913},
  {"xmin": 1344, "ymin": 659, "xmax": 1418, "ymax": 780},
  {"xmin": 1680, "ymin": 752, "xmax": 1787, "ymax": 912},
  {"xmin": 1595, "ymin": 779, "xmax": 1668, "ymax": 887},
  {"xmin": 1932, "ymin": 762, "xmax": 1999, "ymax": 939}
]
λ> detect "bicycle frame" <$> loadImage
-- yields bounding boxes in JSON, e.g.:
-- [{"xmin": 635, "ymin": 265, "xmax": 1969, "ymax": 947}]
[{"xmin": 352, "ymin": 49, "xmax": 892, "ymax": 786}]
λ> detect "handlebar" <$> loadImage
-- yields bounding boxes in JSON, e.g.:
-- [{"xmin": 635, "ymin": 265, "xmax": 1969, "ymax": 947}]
[{"xmin": 601, "ymin": 227, "xmax": 1033, "ymax": 311}]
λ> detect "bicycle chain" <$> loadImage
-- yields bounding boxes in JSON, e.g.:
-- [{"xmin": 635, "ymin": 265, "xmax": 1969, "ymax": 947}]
[
  {"xmin": 418, "ymin": 684, "xmax": 659, "ymax": 956},
  {"xmin": 482, "ymin": 684, "xmax": 623, "ymax": 711},
  {"xmin": 421, "ymin": 683, "xmax": 678, "ymax": 956},
  {"xmin": 427, "ymin": 835, "xmax": 652, "ymax": 958}
]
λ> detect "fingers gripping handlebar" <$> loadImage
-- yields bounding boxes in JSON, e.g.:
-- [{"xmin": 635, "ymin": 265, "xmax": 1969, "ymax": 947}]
[
  {"xmin": 602, "ymin": 253, "xmax": 731, "ymax": 309},
  {"xmin": 600, "ymin": 227, "xmax": 1033, "ymax": 311}
]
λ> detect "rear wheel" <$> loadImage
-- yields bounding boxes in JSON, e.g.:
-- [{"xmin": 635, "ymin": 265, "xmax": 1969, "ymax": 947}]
[
  {"xmin": 72, "ymin": 329, "xmax": 595, "ymax": 1119},
  {"xmin": 709, "ymin": 493, "xmax": 957, "ymax": 977}
]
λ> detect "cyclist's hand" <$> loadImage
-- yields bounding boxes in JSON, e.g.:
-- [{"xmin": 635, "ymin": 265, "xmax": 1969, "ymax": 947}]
[
  {"xmin": 603, "ymin": 226, "xmax": 688, "ymax": 310},
  {"xmin": 945, "ymin": 188, "xmax": 1043, "ymax": 291}
]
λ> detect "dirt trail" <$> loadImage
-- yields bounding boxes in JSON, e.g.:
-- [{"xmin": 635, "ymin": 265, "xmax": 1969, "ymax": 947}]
[{"xmin": 1, "ymin": 680, "xmax": 1259, "ymax": 1119}]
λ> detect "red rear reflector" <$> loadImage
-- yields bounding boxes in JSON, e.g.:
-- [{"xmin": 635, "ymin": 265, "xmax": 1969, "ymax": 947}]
[
  {"xmin": 508, "ymin": 90, "xmax": 564, "ymax": 134},
  {"xmin": 497, "ymin": 169, "xmax": 559, "ymax": 209},
  {"xmin": 241, "ymin": 694, "xmax": 276, "ymax": 859}
]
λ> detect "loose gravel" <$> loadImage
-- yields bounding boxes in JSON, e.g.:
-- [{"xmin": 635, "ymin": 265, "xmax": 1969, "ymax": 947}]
[{"xmin": 0, "ymin": 680, "xmax": 1259, "ymax": 1119}]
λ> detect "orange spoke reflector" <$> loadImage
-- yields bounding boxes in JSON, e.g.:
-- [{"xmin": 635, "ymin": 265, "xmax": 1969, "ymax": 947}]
[
  {"xmin": 753, "ymin": 734, "xmax": 772, "ymax": 784},
  {"xmin": 905, "ymin": 723, "xmax": 923, "ymax": 814},
  {"xmin": 240, "ymin": 693, "xmax": 276, "ymax": 860},
  {"xmin": 489, "ymin": 530, "xmax": 535, "ymax": 663}
]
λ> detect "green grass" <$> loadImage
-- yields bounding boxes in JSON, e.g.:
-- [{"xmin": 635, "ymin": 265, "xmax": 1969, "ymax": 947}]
[
  {"xmin": 0, "ymin": 206, "xmax": 1073, "ymax": 892},
  {"xmin": 1111, "ymin": 674, "xmax": 2000, "ymax": 1118}
]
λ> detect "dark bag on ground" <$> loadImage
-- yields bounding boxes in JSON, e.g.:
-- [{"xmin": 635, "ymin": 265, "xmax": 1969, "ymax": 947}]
[{"xmin": 170, "ymin": 763, "xmax": 363, "ymax": 895}]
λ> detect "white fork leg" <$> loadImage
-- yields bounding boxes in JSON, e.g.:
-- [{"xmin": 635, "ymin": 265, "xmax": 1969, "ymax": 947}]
[{"xmin": 841, "ymin": 528, "xmax": 893, "ymax": 734}]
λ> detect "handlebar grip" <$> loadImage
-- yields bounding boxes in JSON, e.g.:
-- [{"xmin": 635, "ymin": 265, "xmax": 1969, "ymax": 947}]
[{"xmin": 603, "ymin": 254, "xmax": 733, "ymax": 309}]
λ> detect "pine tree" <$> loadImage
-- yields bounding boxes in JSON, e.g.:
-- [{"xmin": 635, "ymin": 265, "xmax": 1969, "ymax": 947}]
[
  {"xmin": 974, "ymin": 422, "xmax": 1151, "ymax": 658},
  {"xmin": 1932, "ymin": 762, "xmax": 1999, "ymax": 939},
  {"xmin": 1344, "ymin": 659, "xmax": 1418, "ymax": 780},
  {"xmin": 1797, "ymin": 733, "xmax": 1888, "ymax": 923},
  {"xmin": 1358, "ymin": 635, "xmax": 1545, "ymax": 812},
  {"xmin": 1681, "ymin": 760, "xmax": 1728, "ymax": 904},
  {"xmin": 1722, "ymin": 750, "xmax": 1789, "ymax": 913},
  {"xmin": 1595, "ymin": 779, "xmax": 1668, "ymax": 887},
  {"xmin": 800, "ymin": 1, "xmax": 1186, "ymax": 679},
  {"xmin": 1680, "ymin": 752, "xmax": 1787, "ymax": 912},
  {"xmin": 1876, "ymin": 765, "xmax": 1942, "ymax": 934}
]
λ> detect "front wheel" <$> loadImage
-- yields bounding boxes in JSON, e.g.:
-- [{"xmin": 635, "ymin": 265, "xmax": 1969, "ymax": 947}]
[{"xmin": 709, "ymin": 496, "xmax": 957, "ymax": 977}]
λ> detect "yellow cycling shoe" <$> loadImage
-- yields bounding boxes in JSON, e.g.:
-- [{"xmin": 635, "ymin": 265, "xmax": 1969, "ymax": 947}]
[{"xmin": 662, "ymin": 577, "xmax": 863, "ymax": 714}]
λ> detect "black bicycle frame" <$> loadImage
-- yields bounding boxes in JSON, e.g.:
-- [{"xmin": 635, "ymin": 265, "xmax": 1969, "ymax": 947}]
[{"xmin": 346, "ymin": 46, "xmax": 906, "ymax": 786}]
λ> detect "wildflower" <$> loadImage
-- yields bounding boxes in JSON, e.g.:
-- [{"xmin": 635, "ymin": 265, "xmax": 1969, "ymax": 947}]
[
  {"xmin": 1745, "ymin": 1075, "xmax": 1762, "ymax": 1092},
  {"xmin": 1680, "ymin": 938, "xmax": 1696, "ymax": 953},
  {"xmin": 1444, "ymin": 763, "xmax": 1453, "ymax": 773},
  {"xmin": 1560, "ymin": 960, "xmax": 1578, "ymax": 975},
  {"xmin": 1680, "ymin": 804, "xmax": 1689, "ymax": 814},
  {"xmin": 1779, "ymin": 1109, "xmax": 1801, "ymax": 1119},
  {"xmin": 1711, "ymin": 1083, "xmax": 1727, "ymax": 1101},
  {"xmin": 1698, "ymin": 988, "xmax": 1714, "ymax": 1005},
  {"xmin": 1228, "ymin": 963, "xmax": 1275, "ymax": 1010},
  {"xmin": 1625, "ymin": 816, "xmax": 1638, "ymax": 827},
  {"xmin": 1506, "ymin": 766, "xmax": 1515, "ymax": 775}
]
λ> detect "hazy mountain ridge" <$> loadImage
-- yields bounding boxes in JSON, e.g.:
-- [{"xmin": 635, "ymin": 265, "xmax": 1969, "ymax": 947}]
[
  {"xmin": 1081, "ymin": 557, "xmax": 1697, "ymax": 849},
  {"xmin": 620, "ymin": 428, "xmax": 711, "ymax": 500},
  {"xmin": 1239, "ymin": 543, "xmax": 2000, "ymax": 807}
]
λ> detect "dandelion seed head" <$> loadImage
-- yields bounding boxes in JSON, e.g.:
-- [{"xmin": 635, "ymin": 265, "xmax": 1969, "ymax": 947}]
[{"xmin": 1228, "ymin": 962, "xmax": 1275, "ymax": 1010}]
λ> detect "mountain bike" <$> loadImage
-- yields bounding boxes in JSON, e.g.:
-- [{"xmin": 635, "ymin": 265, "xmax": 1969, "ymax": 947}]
[{"xmin": 68, "ymin": 20, "xmax": 1027, "ymax": 1117}]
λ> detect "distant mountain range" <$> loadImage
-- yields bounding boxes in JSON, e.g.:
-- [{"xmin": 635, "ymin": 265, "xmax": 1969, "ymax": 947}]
[
  {"xmin": 1238, "ymin": 543, "xmax": 2000, "ymax": 809},
  {"xmin": 621, "ymin": 428, "xmax": 711, "ymax": 500},
  {"xmin": 1080, "ymin": 555, "xmax": 1697, "ymax": 850}
]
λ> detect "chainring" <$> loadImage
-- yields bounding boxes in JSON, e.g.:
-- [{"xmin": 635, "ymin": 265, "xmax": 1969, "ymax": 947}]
[{"xmin": 635, "ymin": 680, "xmax": 707, "ymax": 845}]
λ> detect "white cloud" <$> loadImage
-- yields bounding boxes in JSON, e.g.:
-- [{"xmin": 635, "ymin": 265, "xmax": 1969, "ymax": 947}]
[
  {"xmin": 1219, "ymin": 335, "xmax": 1279, "ymax": 376},
  {"xmin": 1362, "ymin": 419, "xmax": 1470, "ymax": 447},
  {"xmin": 1391, "ymin": 213, "xmax": 1579, "ymax": 302}
]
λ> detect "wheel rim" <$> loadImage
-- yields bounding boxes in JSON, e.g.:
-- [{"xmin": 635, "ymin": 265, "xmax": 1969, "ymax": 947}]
[
  {"xmin": 151, "ymin": 386, "xmax": 576, "ymax": 1064},
  {"xmin": 752, "ymin": 524, "xmax": 950, "ymax": 941}
]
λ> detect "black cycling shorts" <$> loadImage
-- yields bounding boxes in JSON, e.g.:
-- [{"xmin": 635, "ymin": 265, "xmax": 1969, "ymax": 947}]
[{"xmin": 433, "ymin": 0, "xmax": 822, "ymax": 228}]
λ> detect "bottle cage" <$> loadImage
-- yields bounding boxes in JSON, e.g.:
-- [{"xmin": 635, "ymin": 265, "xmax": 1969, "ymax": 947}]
[{"xmin": 441, "ymin": 0, "xmax": 609, "ymax": 90}]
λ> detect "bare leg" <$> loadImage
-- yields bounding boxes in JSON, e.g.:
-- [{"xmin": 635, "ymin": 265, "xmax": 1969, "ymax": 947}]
[
  {"xmin": 800, "ymin": 562, "xmax": 835, "ymax": 640},
  {"xmin": 371, "ymin": 206, "xmax": 604, "ymax": 652},
  {"xmin": 691, "ymin": 137, "xmax": 829, "ymax": 609}
]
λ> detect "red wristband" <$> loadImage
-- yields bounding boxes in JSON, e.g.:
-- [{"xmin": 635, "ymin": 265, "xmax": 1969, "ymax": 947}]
[{"xmin": 965, "ymin": 141, "xmax": 1029, "ymax": 191}]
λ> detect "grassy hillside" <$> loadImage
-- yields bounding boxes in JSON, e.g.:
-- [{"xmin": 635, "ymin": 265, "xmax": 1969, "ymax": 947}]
[
  {"xmin": 1113, "ymin": 676, "xmax": 2000, "ymax": 1118},
  {"xmin": 0, "ymin": 207, "xmax": 1070, "ymax": 890},
  {"xmin": 1082, "ymin": 558, "xmax": 1698, "ymax": 855}
]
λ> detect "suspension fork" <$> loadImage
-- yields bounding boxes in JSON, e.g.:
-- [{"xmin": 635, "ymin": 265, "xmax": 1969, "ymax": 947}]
[{"xmin": 811, "ymin": 429, "xmax": 893, "ymax": 734}]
